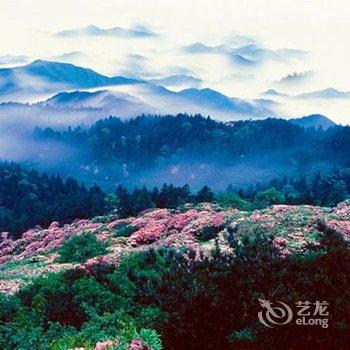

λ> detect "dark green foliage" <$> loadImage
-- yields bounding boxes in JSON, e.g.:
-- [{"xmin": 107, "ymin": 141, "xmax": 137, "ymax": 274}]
[
  {"xmin": 113, "ymin": 224, "xmax": 137, "ymax": 238},
  {"xmin": 1, "ymin": 235, "xmax": 349, "ymax": 349},
  {"xmin": 214, "ymin": 191, "xmax": 252, "ymax": 211},
  {"xmin": 1, "ymin": 157, "xmax": 349, "ymax": 237},
  {"xmin": 220, "ymin": 168, "xmax": 350, "ymax": 209},
  {"xmin": 0, "ymin": 162, "xmax": 106, "ymax": 238},
  {"xmin": 198, "ymin": 225, "xmax": 222, "ymax": 242},
  {"xmin": 0, "ymin": 293, "xmax": 20, "ymax": 323},
  {"xmin": 253, "ymin": 187, "xmax": 286, "ymax": 208},
  {"xmin": 57, "ymin": 232, "xmax": 109, "ymax": 263},
  {"xmin": 107, "ymin": 169, "xmax": 349, "ymax": 218},
  {"xmin": 195, "ymin": 185, "xmax": 214, "ymax": 203},
  {"xmin": 33, "ymin": 115, "xmax": 350, "ymax": 176},
  {"xmin": 114, "ymin": 183, "xmax": 210, "ymax": 218}
]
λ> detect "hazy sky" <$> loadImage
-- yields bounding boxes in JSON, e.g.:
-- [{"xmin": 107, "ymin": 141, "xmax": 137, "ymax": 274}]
[{"xmin": 1, "ymin": 0, "xmax": 350, "ymax": 122}]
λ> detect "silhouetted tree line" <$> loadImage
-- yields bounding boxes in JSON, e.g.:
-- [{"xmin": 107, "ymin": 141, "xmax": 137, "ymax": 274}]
[
  {"xmin": 113, "ymin": 184, "xmax": 214, "ymax": 217},
  {"xmin": 0, "ymin": 162, "xmax": 105, "ymax": 238},
  {"xmin": 1, "ymin": 161, "xmax": 349, "ymax": 237},
  {"xmin": 231, "ymin": 168, "xmax": 350, "ymax": 208},
  {"xmin": 0, "ymin": 162, "xmax": 215, "ymax": 237},
  {"xmin": 112, "ymin": 169, "xmax": 350, "ymax": 217}
]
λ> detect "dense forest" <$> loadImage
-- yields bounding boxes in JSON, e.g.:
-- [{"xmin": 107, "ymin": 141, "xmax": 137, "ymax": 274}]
[
  {"xmin": 0, "ymin": 162, "xmax": 106, "ymax": 237},
  {"xmin": 31, "ymin": 114, "xmax": 350, "ymax": 189},
  {"xmin": 1, "ymin": 161, "xmax": 349, "ymax": 238},
  {"xmin": 1, "ymin": 113, "xmax": 350, "ymax": 237},
  {"xmin": 33, "ymin": 114, "xmax": 350, "ymax": 166},
  {"xmin": 113, "ymin": 168, "xmax": 350, "ymax": 217}
]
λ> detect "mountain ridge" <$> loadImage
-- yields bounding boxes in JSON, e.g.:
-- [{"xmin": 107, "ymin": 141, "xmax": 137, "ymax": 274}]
[
  {"xmin": 290, "ymin": 114, "xmax": 337, "ymax": 129},
  {"xmin": 0, "ymin": 60, "xmax": 140, "ymax": 99}
]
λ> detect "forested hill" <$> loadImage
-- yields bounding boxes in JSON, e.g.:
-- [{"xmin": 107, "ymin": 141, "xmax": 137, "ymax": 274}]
[
  {"xmin": 0, "ymin": 162, "xmax": 106, "ymax": 237},
  {"xmin": 34, "ymin": 114, "xmax": 349, "ymax": 164},
  {"xmin": 31, "ymin": 114, "xmax": 350, "ymax": 189}
]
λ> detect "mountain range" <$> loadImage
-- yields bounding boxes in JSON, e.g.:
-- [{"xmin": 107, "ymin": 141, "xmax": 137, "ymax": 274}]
[
  {"xmin": 0, "ymin": 60, "xmax": 277, "ymax": 122},
  {"xmin": 55, "ymin": 24, "xmax": 156, "ymax": 38},
  {"xmin": 41, "ymin": 85, "xmax": 277, "ymax": 120},
  {"xmin": 0, "ymin": 59, "xmax": 343, "ymax": 125},
  {"xmin": 262, "ymin": 87, "xmax": 350, "ymax": 100},
  {"xmin": 0, "ymin": 60, "xmax": 139, "ymax": 101},
  {"xmin": 296, "ymin": 87, "xmax": 350, "ymax": 99}
]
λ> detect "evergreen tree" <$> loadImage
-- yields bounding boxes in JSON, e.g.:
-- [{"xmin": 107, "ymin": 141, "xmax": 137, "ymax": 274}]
[{"xmin": 196, "ymin": 186, "xmax": 214, "ymax": 203}]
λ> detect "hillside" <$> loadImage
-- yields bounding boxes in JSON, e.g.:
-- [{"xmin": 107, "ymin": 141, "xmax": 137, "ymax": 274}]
[
  {"xmin": 31, "ymin": 114, "xmax": 349, "ymax": 189},
  {"xmin": 0, "ymin": 201, "xmax": 349, "ymax": 348},
  {"xmin": 290, "ymin": 114, "xmax": 337, "ymax": 129},
  {"xmin": 0, "ymin": 162, "xmax": 106, "ymax": 237},
  {"xmin": 0, "ymin": 60, "xmax": 139, "ymax": 98},
  {"xmin": 2, "ymin": 201, "xmax": 350, "ymax": 292}
]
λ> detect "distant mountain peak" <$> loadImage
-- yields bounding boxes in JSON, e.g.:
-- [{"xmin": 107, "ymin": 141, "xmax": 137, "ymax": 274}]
[
  {"xmin": 290, "ymin": 114, "xmax": 336, "ymax": 129},
  {"xmin": 261, "ymin": 89, "xmax": 289, "ymax": 97},
  {"xmin": 29, "ymin": 59, "xmax": 52, "ymax": 65},
  {"xmin": 296, "ymin": 87, "xmax": 350, "ymax": 99},
  {"xmin": 55, "ymin": 24, "xmax": 156, "ymax": 38},
  {"xmin": 0, "ymin": 60, "xmax": 140, "ymax": 99}
]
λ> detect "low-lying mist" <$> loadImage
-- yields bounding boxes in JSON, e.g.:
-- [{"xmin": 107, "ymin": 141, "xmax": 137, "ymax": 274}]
[{"xmin": 0, "ymin": 113, "xmax": 347, "ymax": 192}]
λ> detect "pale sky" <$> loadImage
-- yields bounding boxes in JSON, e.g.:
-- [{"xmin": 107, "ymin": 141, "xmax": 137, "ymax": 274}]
[{"xmin": 1, "ymin": 0, "xmax": 350, "ymax": 122}]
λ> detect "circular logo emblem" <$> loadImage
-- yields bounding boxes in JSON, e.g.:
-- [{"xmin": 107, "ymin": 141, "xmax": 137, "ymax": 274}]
[{"xmin": 258, "ymin": 299, "xmax": 293, "ymax": 328}]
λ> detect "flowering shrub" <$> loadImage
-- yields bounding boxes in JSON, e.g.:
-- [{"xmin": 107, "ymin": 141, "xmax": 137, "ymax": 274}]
[
  {"xmin": 326, "ymin": 220, "xmax": 350, "ymax": 239},
  {"xmin": 197, "ymin": 225, "xmax": 223, "ymax": 242},
  {"xmin": 2, "ymin": 200, "xmax": 350, "ymax": 294},
  {"xmin": 94, "ymin": 339, "xmax": 116, "ymax": 350},
  {"xmin": 272, "ymin": 237, "xmax": 291, "ymax": 257},
  {"xmin": 83, "ymin": 255, "xmax": 118, "ymax": 276}
]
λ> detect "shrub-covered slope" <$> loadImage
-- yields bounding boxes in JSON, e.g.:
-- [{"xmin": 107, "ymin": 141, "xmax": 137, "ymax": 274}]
[
  {"xmin": 0, "ymin": 202, "xmax": 349, "ymax": 348},
  {"xmin": 1, "ymin": 201, "xmax": 350, "ymax": 294}
]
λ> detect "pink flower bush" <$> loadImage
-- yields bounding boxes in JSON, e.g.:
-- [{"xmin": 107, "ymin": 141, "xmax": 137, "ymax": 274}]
[
  {"xmin": 129, "ymin": 223, "xmax": 167, "ymax": 246},
  {"xmin": 84, "ymin": 255, "xmax": 119, "ymax": 275},
  {"xmin": 127, "ymin": 208, "xmax": 227, "ymax": 247},
  {"xmin": 332, "ymin": 200, "xmax": 350, "ymax": 219},
  {"xmin": 0, "ymin": 220, "xmax": 103, "ymax": 264},
  {"xmin": 326, "ymin": 220, "xmax": 350, "ymax": 238},
  {"xmin": 273, "ymin": 237, "xmax": 291, "ymax": 258},
  {"xmin": 128, "ymin": 338, "xmax": 150, "ymax": 350},
  {"xmin": 171, "ymin": 210, "xmax": 200, "ymax": 229},
  {"xmin": 94, "ymin": 340, "xmax": 116, "ymax": 350},
  {"xmin": 2, "ymin": 200, "xmax": 350, "ymax": 294}
]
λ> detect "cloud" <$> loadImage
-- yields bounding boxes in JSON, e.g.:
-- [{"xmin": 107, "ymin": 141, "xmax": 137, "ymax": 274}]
[
  {"xmin": 148, "ymin": 74, "xmax": 203, "ymax": 88},
  {"xmin": 224, "ymin": 34, "xmax": 257, "ymax": 47},
  {"xmin": 115, "ymin": 53, "xmax": 154, "ymax": 79},
  {"xmin": 0, "ymin": 55, "xmax": 28, "ymax": 65},
  {"xmin": 54, "ymin": 24, "xmax": 157, "ymax": 38},
  {"xmin": 51, "ymin": 51, "xmax": 86, "ymax": 61}
]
